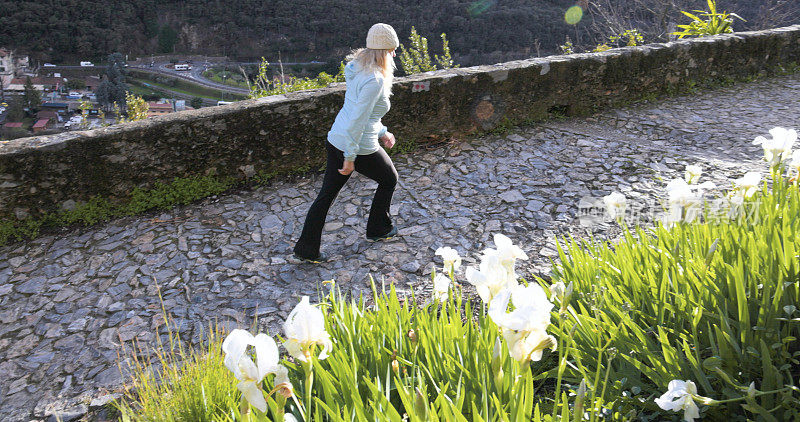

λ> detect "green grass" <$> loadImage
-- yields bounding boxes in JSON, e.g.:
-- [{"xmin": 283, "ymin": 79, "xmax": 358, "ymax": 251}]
[
  {"xmin": 125, "ymin": 82, "xmax": 169, "ymax": 99},
  {"xmin": 546, "ymin": 172, "xmax": 800, "ymax": 420},
  {"xmin": 128, "ymin": 78, "xmax": 225, "ymax": 101},
  {"xmin": 113, "ymin": 277, "xmax": 561, "ymax": 421},
  {"xmin": 111, "ymin": 168, "xmax": 800, "ymax": 421},
  {"xmin": 0, "ymin": 173, "xmax": 237, "ymax": 246},
  {"xmin": 292, "ymin": 280, "xmax": 550, "ymax": 420},
  {"xmin": 203, "ymin": 69, "xmax": 251, "ymax": 89},
  {"xmin": 114, "ymin": 325, "xmax": 242, "ymax": 421},
  {"xmin": 128, "ymin": 70, "xmax": 247, "ymax": 100}
]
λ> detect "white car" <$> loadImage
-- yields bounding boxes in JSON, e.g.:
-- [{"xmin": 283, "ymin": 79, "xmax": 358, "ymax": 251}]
[
  {"xmin": 43, "ymin": 63, "xmax": 56, "ymax": 67},
  {"xmin": 80, "ymin": 61, "xmax": 94, "ymax": 67}
]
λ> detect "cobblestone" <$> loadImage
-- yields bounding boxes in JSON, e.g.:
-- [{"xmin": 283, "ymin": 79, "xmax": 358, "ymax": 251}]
[{"xmin": 2, "ymin": 74, "xmax": 800, "ymax": 420}]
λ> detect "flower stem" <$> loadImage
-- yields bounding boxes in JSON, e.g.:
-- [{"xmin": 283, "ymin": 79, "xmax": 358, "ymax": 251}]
[
  {"xmin": 705, "ymin": 385, "xmax": 800, "ymax": 406},
  {"xmin": 239, "ymin": 395, "xmax": 250, "ymax": 420},
  {"xmin": 589, "ymin": 347, "xmax": 603, "ymax": 422},
  {"xmin": 303, "ymin": 358, "xmax": 314, "ymax": 421},
  {"xmin": 552, "ymin": 316, "xmax": 572, "ymax": 418}
]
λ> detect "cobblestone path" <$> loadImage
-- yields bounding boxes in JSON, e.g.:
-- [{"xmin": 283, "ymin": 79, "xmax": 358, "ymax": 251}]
[{"xmin": 2, "ymin": 74, "xmax": 800, "ymax": 420}]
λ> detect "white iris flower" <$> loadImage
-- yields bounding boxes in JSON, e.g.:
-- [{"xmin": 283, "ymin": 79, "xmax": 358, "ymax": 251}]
[
  {"xmin": 222, "ymin": 329, "xmax": 287, "ymax": 412},
  {"xmin": 655, "ymin": 380, "xmax": 708, "ymax": 422},
  {"xmin": 283, "ymin": 296, "xmax": 333, "ymax": 362}
]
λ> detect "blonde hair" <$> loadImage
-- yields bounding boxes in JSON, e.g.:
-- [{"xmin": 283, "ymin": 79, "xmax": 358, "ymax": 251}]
[{"xmin": 346, "ymin": 47, "xmax": 396, "ymax": 95}]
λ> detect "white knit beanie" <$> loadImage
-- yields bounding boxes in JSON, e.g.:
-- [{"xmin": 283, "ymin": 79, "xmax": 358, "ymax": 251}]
[{"xmin": 366, "ymin": 23, "xmax": 399, "ymax": 50}]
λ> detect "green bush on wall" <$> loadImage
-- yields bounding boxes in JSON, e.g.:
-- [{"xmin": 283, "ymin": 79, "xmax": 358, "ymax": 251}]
[{"xmin": 0, "ymin": 174, "xmax": 237, "ymax": 246}]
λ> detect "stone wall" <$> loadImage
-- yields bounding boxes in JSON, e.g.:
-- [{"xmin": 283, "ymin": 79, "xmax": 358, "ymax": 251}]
[{"xmin": 2, "ymin": 25, "xmax": 800, "ymax": 221}]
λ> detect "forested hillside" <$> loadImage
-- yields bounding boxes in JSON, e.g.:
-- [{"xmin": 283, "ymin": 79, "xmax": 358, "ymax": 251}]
[{"xmin": 0, "ymin": 0, "xmax": 796, "ymax": 66}]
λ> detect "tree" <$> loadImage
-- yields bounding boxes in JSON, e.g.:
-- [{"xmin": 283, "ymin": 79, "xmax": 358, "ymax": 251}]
[
  {"xmin": 398, "ymin": 27, "xmax": 435, "ymax": 75},
  {"xmin": 754, "ymin": 0, "xmax": 800, "ymax": 29},
  {"xmin": 6, "ymin": 99, "xmax": 25, "ymax": 121},
  {"xmin": 124, "ymin": 92, "xmax": 149, "ymax": 121},
  {"xmin": 22, "ymin": 76, "xmax": 42, "ymax": 112},
  {"xmin": 158, "ymin": 25, "xmax": 178, "ymax": 53},
  {"xmin": 98, "ymin": 52, "xmax": 128, "ymax": 109},
  {"xmin": 78, "ymin": 99, "xmax": 92, "ymax": 129},
  {"xmin": 190, "ymin": 97, "xmax": 203, "ymax": 109},
  {"xmin": 65, "ymin": 79, "xmax": 86, "ymax": 90},
  {"xmin": 0, "ymin": 126, "xmax": 30, "ymax": 141},
  {"xmin": 96, "ymin": 80, "xmax": 112, "ymax": 109},
  {"xmin": 106, "ymin": 52, "xmax": 127, "ymax": 80},
  {"xmin": 144, "ymin": 18, "xmax": 159, "ymax": 38}
]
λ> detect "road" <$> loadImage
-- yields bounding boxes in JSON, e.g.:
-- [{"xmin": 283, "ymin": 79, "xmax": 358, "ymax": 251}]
[
  {"xmin": 43, "ymin": 63, "xmax": 252, "ymax": 97},
  {"xmin": 131, "ymin": 59, "xmax": 324, "ymax": 95},
  {"xmin": 129, "ymin": 59, "xmax": 325, "ymax": 95},
  {"xmin": 42, "ymin": 59, "xmax": 326, "ymax": 104},
  {"xmin": 130, "ymin": 62, "xmax": 251, "ymax": 96}
]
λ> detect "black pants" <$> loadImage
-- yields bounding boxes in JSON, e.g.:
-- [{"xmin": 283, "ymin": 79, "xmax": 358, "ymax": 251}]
[{"xmin": 294, "ymin": 141, "xmax": 398, "ymax": 258}]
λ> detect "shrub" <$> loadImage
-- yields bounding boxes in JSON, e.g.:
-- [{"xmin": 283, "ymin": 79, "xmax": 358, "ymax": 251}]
[
  {"xmin": 674, "ymin": 0, "xmax": 745, "ymax": 39},
  {"xmin": 246, "ymin": 57, "xmax": 346, "ymax": 99},
  {"xmin": 397, "ymin": 27, "xmax": 457, "ymax": 76},
  {"xmin": 0, "ymin": 174, "xmax": 236, "ymax": 246},
  {"xmin": 124, "ymin": 92, "xmax": 149, "ymax": 122},
  {"xmin": 559, "ymin": 37, "xmax": 575, "ymax": 55},
  {"xmin": 608, "ymin": 29, "xmax": 644, "ymax": 47}
]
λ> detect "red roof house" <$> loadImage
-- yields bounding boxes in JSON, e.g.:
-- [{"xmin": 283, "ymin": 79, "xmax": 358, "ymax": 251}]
[
  {"xmin": 32, "ymin": 119, "xmax": 54, "ymax": 132},
  {"xmin": 146, "ymin": 101, "xmax": 174, "ymax": 118},
  {"xmin": 36, "ymin": 110, "xmax": 59, "ymax": 121}
]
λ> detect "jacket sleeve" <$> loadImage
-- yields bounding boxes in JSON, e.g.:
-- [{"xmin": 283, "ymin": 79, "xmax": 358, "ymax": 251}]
[
  {"xmin": 377, "ymin": 123, "xmax": 388, "ymax": 139},
  {"xmin": 342, "ymin": 75, "xmax": 384, "ymax": 161}
]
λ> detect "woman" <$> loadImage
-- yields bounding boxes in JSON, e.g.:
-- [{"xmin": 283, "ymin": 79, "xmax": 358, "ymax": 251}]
[{"xmin": 293, "ymin": 23, "xmax": 401, "ymax": 263}]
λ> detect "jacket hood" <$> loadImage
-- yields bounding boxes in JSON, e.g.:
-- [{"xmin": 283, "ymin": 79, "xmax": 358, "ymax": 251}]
[
  {"xmin": 345, "ymin": 60, "xmax": 361, "ymax": 79},
  {"xmin": 345, "ymin": 60, "xmax": 383, "ymax": 80}
]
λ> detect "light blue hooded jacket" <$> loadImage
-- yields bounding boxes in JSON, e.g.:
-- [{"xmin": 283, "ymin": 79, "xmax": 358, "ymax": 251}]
[{"xmin": 327, "ymin": 60, "xmax": 390, "ymax": 161}]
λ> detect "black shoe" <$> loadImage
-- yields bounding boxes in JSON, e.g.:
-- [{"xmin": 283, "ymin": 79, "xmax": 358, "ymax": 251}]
[
  {"xmin": 293, "ymin": 251, "xmax": 329, "ymax": 263},
  {"xmin": 367, "ymin": 226, "xmax": 398, "ymax": 242}
]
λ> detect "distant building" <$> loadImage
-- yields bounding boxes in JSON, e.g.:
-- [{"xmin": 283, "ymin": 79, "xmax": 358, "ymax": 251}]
[
  {"xmin": 84, "ymin": 76, "xmax": 101, "ymax": 92},
  {"xmin": 6, "ymin": 76, "xmax": 64, "ymax": 93},
  {"xmin": 32, "ymin": 118, "xmax": 54, "ymax": 132},
  {"xmin": 3, "ymin": 122, "xmax": 24, "ymax": 129},
  {"xmin": 146, "ymin": 101, "xmax": 174, "ymax": 118},
  {"xmin": 0, "ymin": 48, "xmax": 30, "ymax": 89},
  {"xmin": 0, "ymin": 49, "xmax": 11, "ymax": 88},
  {"xmin": 40, "ymin": 102, "xmax": 71, "ymax": 112},
  {"xmin": 36, "ymin": 110, "xmax": 59, "ymax": 122}
]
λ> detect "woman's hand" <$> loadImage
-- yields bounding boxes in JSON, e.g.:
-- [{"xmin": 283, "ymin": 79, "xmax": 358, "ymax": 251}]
[
  {"xmin": 339, "ymin": 160, "xmax": 355, "ymax": 176},
  {"xmin": 380, "ymin": 132, "xmax": 396, "ymax": 149}
]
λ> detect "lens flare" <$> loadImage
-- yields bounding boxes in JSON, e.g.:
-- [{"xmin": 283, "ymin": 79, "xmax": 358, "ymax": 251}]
[
  {"xmin": 565, "ymin": 5, "xmax": 583, "ymax": 25},
  {"xmin": 467, "ymin": 0, "xmax": 497, "ymax": 17}
]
